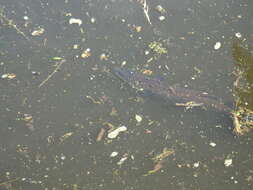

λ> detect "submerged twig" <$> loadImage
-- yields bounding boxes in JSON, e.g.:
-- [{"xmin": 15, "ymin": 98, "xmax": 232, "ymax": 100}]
[
  {"xmin": 0, "ymin": 177, "xmax": 20, "ymax": 187},
  {"xmin": 175, "ymin": 101, "xmax": 204, "ymax": 110},
  {"xmin": 136, "ymin": 0, "xmax": 152, "ymax": 25},
  {"xmin": 38, "ymin": 59, "xmax": 66, "ymax": 88},
  {"xmin": 0, "ymin": 7, "xmax": 39, "ymax": 46}
]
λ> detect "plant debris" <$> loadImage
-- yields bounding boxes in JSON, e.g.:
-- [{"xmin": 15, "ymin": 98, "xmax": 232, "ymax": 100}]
[
  {"xmin": 148, "ymin": 41, "xmax": 167, "ymax": 57},
  {"xmin": 155, "ymin": 5, "xmax": 166, "ymax": 14},
  {"xmin": 69, "ymin": 18, "xmax": 82, "ymax": 26},
  {"xmin": 59, "ymin": 132, "xmax": 73, "ymax": 143},
  {"xmin": 81, "ymin": 48, "xmax": 91, "ymax": 58},
  {"xmin": 143, "ymin": 160, "xmax": 163, "ymax": 176},
  {"xmin": 96, "ymin": 128, "xmax": 106, "ymax": 142},
  {"xmin": 135, "ymin": 114, "xmax": 142, "ymax": 122},
  {"xmin": 117, "ymin": 154, "xmax": 128, "ymax": 165},
  {"xmin": 144, "ymin": 148, "xmax": 174, "ymax": 176},
  {"xmin": 136, "ymin": 0, "xmax": 152, "ymax": 25},
  {"xmin": 107, "ymin": 126, "xmax": 127, "ymax": 139},
  {"xmin": 1, "ymin": 73, "xmax": 16, "ymax": 79},
  {"xmin": 38, "ymin": 59, "xmax": 66, "ymax": 88},
  {"xmin": 31, "ymin": 27, "xmax": 45, "ymax": 36},
  {"xmin": 152, "ymin": 148, "xmax": 174, "ymax": 162},
  {"xmin": 175, "ymin": 101, "xmax": 204, "ymax": 110}
]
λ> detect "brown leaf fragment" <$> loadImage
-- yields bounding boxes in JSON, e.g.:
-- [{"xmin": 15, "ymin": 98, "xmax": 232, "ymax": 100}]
[{"xmin": 96, "ymin": 128, "xmax": 106, "ymax": 142}]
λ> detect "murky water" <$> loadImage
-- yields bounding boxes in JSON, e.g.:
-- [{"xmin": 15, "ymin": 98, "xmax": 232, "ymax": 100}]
[{"xmin": 0, "ymin": 0, "xmax": 252, "ymax": 189}]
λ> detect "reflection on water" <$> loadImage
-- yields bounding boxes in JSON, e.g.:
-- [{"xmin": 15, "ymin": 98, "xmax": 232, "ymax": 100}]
[{"xmin": 0, "ymin": 0, "xmax": 253, "ymax": 189}]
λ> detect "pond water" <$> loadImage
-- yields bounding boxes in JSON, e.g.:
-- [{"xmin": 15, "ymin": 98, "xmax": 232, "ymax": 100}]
[{"xmin": 0, "ymin": 0, "xmax": 252, "ymax": 189}]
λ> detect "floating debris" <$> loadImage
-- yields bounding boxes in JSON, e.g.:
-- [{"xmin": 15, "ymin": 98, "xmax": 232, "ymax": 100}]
[
  {"xmin": 155, "ymin": 5, "xmax": 166, "ymax": 14},
  {"xmin": 193, "ymin": 66, "xmax": 202, "ymax": 74},
  {"xmin": 100, "ymin": 53, "xmax": 109, "ymax": 61},
  {"xmin": 144, "ymin": 148, "xmax": 174, "ymax": 176},
  {"xmin": 144, "ymin": 160, "xmax": 163, "ymax": 176},
  {"xmin": 158, "ymin": 16, "xmax": 166, "ymax": 21},
  {"xmin": 23, "ymin": 16, "xmax": 29, "ymax": 20},
  {"xmin": 73, "ymin": 44, "xmax": 79, "ymax": 49},
  {"xmin": 148, "ymin": 41, "xmax": 167, "ymax": 56},
  {"xmin": 96, "ymin": 128, "xmax": 106, "ymax": 142},
  {"xmin": 110, "ymin": 107, "xmax": 118, "ymax": 116},
  {"xmin": 86, "ymin": 95, "xmax": 102, "ymax": 104},
  {"xmin": 23, "ymin": 114, "xmax": 33, "ymax": 122},
  {"xmin": 136, "ymin": 0, "xmax": 152, "ymax": 25},
  {"xmin": 47, "ymin": 136, "xmax": 54, "ymax": 144},
  {"xmin": 38, "ymin": 59, "xmax": 66, "ymax": 88},
  {"xmin": 0, "ymin": 9, "xmax": 35, "ymax": 44},
  {"xmin": 117, "ymin": 154, "xmax": 128, "ymax": 165},
  {"xmin": 107, "ymin": 126, "xmax": 127, "ymax": 139},
  {"xmin": 60, "ymin": 154, "xmax": 66, "ymax": 160},
  {"xmin": 31, "ymin": 71, "xmax": 40, "ymax": 76},
  {"xmin": 134, "ymin": 25, "xmax": 142, "ymax": 32},
  {"xmin": 214, "ymin": 42, "xmax": 221, "ymax": 50},
  {"xmin": 90, "ymin": 17, "xmax": 96, "ymax": 23},
  {"xmin": 193, "ymin": 162, "xmax": 200, "ymax": 168},
  {"xmin": 235, "ymin": 32, "xmax": 242, "ymax": 39},
  {"xmin": 20, "ymin": 114, "xmax": 34, "ymax": 131},
  {"xmin": 135, "ymin": 114, "xmax": 142, "ymax": 123},
  {"xmin": 110, "ymin": 152, "xmax": 119, "ymax": 158},
  {"xmin": 224, "ymin": 158, "xmax": 233, "ymax": 167},
  {"xmin": 209, "ymin": 142, "xmax": 216, "ymax": 147},
  {"xmin": 1, "ymin": 73, "xmax": 16, "ymax": 79},
  {"xmin": 81, "ymin": 48, "xmax": 91, "ymax": 58},
  {"xmin": 69, "ymin": 18, "xmax": 82, "ymax": 26},
  {"xmin": 175, "ymin": 101, "xmax": 203, "ymax": 110},
  {"xmin": 103, "ymin": 122, "xmax": 115, "ymax": 130},
  {"xmin": 31, "ymin": 27, "xmax": 45, "ymax": 36},
  {"xmin": 144, "ymin": 129, "xmax": 152, "ymax": 134},
  {"xmin": 142, "ymin": 69, "xmax": 153, "ymax": 75},
  {"xmin": 152, "ymin": 148, "xmax": 174, "ymax": 162},
  {"xmin": 52, "ymin": 57, "xmax": 63, "ymax": 60},
  {"xmin": 121, "ymin": 61, "xmax": 127, "ymax": 66},
  {"xmin": 59, "ymin": 132, "xmax": 73, "ymax": 143}
]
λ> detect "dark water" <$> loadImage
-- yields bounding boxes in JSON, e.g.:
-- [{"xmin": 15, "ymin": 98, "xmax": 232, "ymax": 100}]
[{"xmin": 0, "ymin": 0, "xmax": 252, "ymax": 189}]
